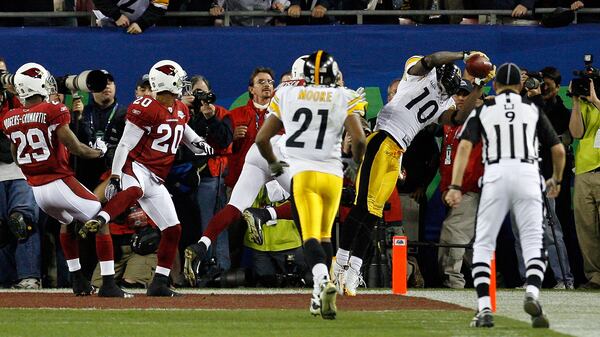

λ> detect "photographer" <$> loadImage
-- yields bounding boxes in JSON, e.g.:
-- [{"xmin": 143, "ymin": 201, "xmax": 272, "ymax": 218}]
[
  {"xmin": 71, "ymin": 70, "xmax": 127, "ymax": 190},
  {"xmin": 569, "ymin": 78, "xmax": 600, "ymax": 289},
  {"xmin": 0, "ymin": 58, "xmax": 41, "ymax": 289},
  {"xmin": 90, "ymin": 197, "xmax": 158, "ymax": 289},
  {"xmin": 180, "ymin": 75, "xmax": 233, "ymax": 273},
  {"xmin": 512, "ymin": 68, "xmax": 575, "ymax": 289}
]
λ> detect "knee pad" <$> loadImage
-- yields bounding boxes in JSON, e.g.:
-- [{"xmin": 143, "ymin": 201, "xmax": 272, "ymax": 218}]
[{"xmin": 8, "ymin": 212, "xmax": 33, "ymax": 240}]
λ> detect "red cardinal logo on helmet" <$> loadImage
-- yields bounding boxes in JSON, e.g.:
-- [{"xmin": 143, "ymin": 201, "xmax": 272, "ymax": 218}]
[
  {"xmin": 21, "ymin": 68, "xmax": 43, "ymax": 79},
  {"xmin": 155, "ymin": 65, "xmax": 176, "ymax": 76}
]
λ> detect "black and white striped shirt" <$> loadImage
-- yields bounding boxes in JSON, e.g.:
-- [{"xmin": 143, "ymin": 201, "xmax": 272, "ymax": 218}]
[{"xmin": 460, "ymin": 91, "xmax": 560, "ymax": 165}]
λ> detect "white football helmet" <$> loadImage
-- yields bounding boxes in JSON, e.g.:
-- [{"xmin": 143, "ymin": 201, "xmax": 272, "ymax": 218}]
[
  {"xmin": 291, "ymin": 55, "xmax": 309, "ymax": 80},
  {"xmin": 148, "ymin": 60, "xmax": 190, "ymax": 95},
  {"xmin": 13, "ymin": 62, "xmax": 57, "ymax": 99}
]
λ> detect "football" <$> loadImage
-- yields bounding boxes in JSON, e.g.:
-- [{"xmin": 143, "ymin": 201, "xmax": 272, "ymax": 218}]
[{"xmin": 466, "ymin": 54, "xmax": 493, "ymax": 78}]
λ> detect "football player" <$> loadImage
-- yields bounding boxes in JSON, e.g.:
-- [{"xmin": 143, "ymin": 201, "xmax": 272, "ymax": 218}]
[
  {"xmin": 332, "ymin": 51, "xmax": 495, "ymax": 297},
  {"xmin": 82, "ymin": 60, "xmax": 213, "ymax": 297},
  {"xmin": 181, "ymin": 56, "xmax": 313, "ymax": 287},
  {"xmin": 256, "ymin": 50, "xmax": 366, "ymax": 319},
  {"xmin": 0, "ymin": 63, "xmax": 131, "ymax": 297}
]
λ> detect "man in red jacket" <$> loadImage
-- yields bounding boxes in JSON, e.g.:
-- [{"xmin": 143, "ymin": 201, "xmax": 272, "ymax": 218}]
[
  {"xmin": 438, "ymin": 80, "xmax": 484, "ymax": 289},
  {"xmin": 225, "ymin": 67, "xmax": 275, "ymax": 190}
]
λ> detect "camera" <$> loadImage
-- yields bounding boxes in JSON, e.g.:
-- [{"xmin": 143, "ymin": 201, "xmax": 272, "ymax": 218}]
[
  {"xmin": 569, "ymin": 54, "xmax": 600, "ymax": 97},
  {"xmin": 56, "ymin": 70, "xmax": 109, "ymax": 95},
  {"xmin": 524, "ymin": 72, "xmax": 544, "ymax": 91},
  {"xmin": 192, "ymin": 89, "xmax": 217, "ymax": 109},
  {"xmin": 0, "ymin": 71, "xmax": 14, "ymax": 91}
]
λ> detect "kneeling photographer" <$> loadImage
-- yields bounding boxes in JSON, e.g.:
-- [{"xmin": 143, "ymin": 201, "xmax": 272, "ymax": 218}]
[{"xmin": 90, "ymin": 199, "xmax": 159, "ymax": 289}]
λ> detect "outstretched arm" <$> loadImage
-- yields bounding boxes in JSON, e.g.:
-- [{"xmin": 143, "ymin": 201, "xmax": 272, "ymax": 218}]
[
  {"xmin": 407, "ymin": 51, "xmax": 465, "ymax": 77},
  {"xmin": 181, "ymin": 125, "xmax": 213, "ymax": 156},
  {"xmin": 57, "ymin": 124, "xmax": 103, "ymax": 159}
]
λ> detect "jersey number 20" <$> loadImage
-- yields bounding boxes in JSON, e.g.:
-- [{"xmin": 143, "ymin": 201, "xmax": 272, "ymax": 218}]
[
  {"xmin": 151, "ymin": 124, "xmax": 184, "ymax": 154},
  {"xmin": 286, "ymin": 108, "xmax": 328, "ymax": 149}
]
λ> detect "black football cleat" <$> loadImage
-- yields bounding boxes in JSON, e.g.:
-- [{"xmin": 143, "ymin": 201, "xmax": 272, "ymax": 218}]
[
  {"xmin": 183, "ymin": 242, "xmax": 207, "ymax": 287},
  {"xmin": 79, "ymin": 216, "xmax": 106, "ymax": 239},
  {"xmin": 147, "ymin": 274, "xmax": 182, "ymax": 297},
  {"xmin": 470, "ymin": 309, "xmax": 494, "ymax": 328},
  {"xmin": 524, "ymin": 293, "xmax": 550, "ymax": 328},
  {"xmin": 242, "ymin": 208, "xmax": 270, "ymax": 245},
  {"xmin": 98, "ymin": 284, "xmax": 134, "ymax": 298},
  {"xmin": 71, "ymin": 271, "xmax": 94, "ymax": 296}
]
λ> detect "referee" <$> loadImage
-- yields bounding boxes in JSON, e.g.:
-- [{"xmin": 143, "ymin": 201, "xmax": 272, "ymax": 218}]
[{"xmin": 445, "ymin": 63, "xmax": 566, "ymax": 329}]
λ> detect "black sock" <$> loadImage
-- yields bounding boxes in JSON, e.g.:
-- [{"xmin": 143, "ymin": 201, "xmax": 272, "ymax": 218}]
[{"xmin": 321, "ymin": 241, "xmax": 333, "ymax": 270}]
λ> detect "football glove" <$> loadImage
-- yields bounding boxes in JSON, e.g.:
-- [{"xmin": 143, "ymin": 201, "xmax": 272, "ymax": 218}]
[
  {"xmin": 269, "ymin": 160, "xmax": 289, "ymax": 178},
  {"xmin": 91, "ymin": 138, "xmax": 108, "ymax": 158},
  {"xmin": 191, "ymin": 139, "xmax": 214, "ymax": 156},
  {"xmin": 105, "ymin": 177, "xmax": 122, "ymax": 201},
  {"xmin": 473, "ymin": 65, "xmax": 496, "ymax": 86}
]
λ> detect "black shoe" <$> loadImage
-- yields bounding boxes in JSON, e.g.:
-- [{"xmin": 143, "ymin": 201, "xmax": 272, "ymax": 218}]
[
  {"xmin": 183, "ymin": 242, "xmax": 207, "ymax": 287},
  {"xmin": 79, "ymin": 216, "xmax": 106, "ymax": 239},
  {"xmin": 147, "ymin": 274, "xmax": 182, "ymax": 297},
  {"xmin": 524, "ymin": 293, "xmax": 549, "ymax": 328},
  {"xmin": 242, "ymin": 208, "xmax": 270, "ymax": 245},
  {"xmin": 71, "ymin": 271, "xmax": 94, "ymax": 296},
  {"xmin": 470, "ymin": 309, "xmax": 494, "ymax": 328},
  {"xmin": 98, "ymin": 284, "xmax": 134, "ymax": 298}
]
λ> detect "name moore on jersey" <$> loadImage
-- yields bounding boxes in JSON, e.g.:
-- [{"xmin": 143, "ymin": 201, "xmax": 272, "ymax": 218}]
[{"xmin": 269, "ymin": 85, "xmax": 364, "ymax": 177}]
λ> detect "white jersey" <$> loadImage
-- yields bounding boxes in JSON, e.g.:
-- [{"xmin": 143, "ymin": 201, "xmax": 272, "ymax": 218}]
[
  {"xmin": 269, "ymin": 85, "xmax": 363, "ymax": 177},
  {"xmin": 375, "ymin": 57, "xmax": 455, "ymax": 149}
]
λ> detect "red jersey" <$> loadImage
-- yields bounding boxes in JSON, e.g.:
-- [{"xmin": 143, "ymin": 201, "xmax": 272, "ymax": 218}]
[
  {"xmin": 0, "ymin": 101, "xmax": 74, "ymax": 186},
  {"xmin": 125, "ymin": 96, "xmax": 190, "ymax": 181},
  {"xmin": 439, "ymin": 124, "xmax": 484, "ymax": 194}
]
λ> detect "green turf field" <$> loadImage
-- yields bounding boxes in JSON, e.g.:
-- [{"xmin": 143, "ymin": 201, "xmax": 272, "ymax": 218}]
[{"xmin": 0, "ymin": 308, "xmax": 571, "ymax": 337}]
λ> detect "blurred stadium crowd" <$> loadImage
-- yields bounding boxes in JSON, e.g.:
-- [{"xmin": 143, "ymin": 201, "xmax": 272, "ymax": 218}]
[{"xmin": 0, "ymin": 0, "xmax": 598, "ymax": 29}]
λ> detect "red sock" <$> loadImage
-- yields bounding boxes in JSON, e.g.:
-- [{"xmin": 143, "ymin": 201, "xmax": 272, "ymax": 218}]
[
  {"xmin": 102, "ymin": 186, "xmax": 143, "ymax": 221},
  {"xmin": 95, "ymin": 234, "xmax": 114, "ymax": 262},
  {"xmin": 203, "ymin": 204, "xmax": 241, "ymax": 242},
  {"xmin": 157, "ymin": 224, "xmax": 181, "ymax": 269},
  {"xmin": 59, "ymin": 233, "xmax": 79, "ymax": 260},
  {"xmin": 275, "ymin": 202, "xmax": 292, "ymax": 220}
]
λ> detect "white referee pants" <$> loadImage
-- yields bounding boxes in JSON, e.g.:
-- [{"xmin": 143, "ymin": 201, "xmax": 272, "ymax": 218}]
[{"xmin": 473, "ymin": 162, "xmax": 545, "ymax": 266}]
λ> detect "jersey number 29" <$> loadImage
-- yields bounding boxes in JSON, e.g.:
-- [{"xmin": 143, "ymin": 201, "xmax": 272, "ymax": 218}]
[{"xmin": 11, "ymin": 128, "xmax": 51, "ymax": 164}]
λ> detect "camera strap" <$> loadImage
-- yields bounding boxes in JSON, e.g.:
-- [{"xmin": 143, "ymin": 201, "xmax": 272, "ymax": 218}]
[{"xmin": 90, "ymin": 102, "xmax": 118, "ymax": 137}]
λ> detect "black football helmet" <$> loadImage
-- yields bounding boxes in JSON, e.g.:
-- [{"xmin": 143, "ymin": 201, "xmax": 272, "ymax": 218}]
[
  {"xmin": 436, "ymin": 63, "xmax": 462, "ymax": 96},
  {"xmin": 303, "ymin": 50, "xmax": 340, "ymax": 86}
]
